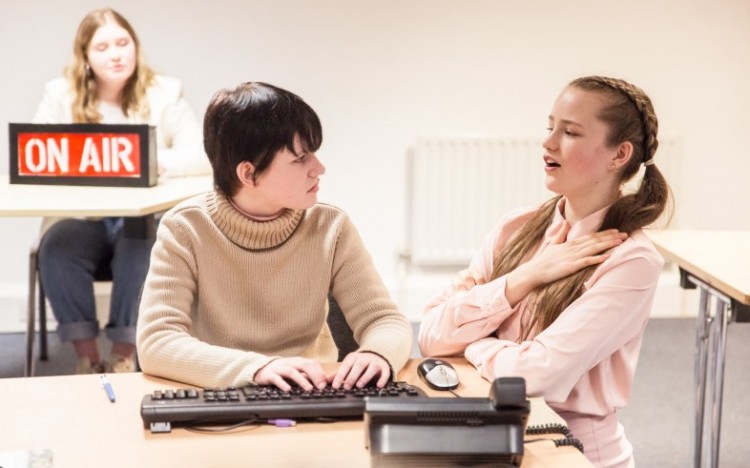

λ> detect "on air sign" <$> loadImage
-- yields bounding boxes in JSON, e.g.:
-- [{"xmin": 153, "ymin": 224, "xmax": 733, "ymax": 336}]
[{"xmin": 9, "ymin": 123, "xmax": 157, "ymax": 187}]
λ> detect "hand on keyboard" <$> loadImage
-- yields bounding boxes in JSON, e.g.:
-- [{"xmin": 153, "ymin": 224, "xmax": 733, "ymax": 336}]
[
  {"xmin": 255, "ymin": 353, "xmax": 393, "ymax": 393},
  {"xmin": 255, "ymin": 357, "xmax": 328, "ymax": 392},
  {"xmin": 330, "ymin": 351, "xmax": 391, "ymax": 390}
]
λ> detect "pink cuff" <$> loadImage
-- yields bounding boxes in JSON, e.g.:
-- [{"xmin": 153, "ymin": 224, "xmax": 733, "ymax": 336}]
[{"xmin": 465, "ymin": 337, "xmax": 506, "ymax": 379}]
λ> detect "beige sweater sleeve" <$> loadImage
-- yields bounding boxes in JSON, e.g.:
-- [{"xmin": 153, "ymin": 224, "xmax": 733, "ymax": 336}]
[
  {"xmin": 136, "ymin": 211, "xmax": 274, "ymax": 388},
  {"xmin": 329, "ymin": 217, "xmax": 413, "ymax": 375}
]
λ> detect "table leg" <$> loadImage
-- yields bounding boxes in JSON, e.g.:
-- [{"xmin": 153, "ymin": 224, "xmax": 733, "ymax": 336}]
[
  {"xmin": 709, "ymin": 299, "xmax": 730, "ymax": 468},
  {"xmin": 689, "ymin": 273, "xmax": 734, "ymax": 468},
  {"xmin": 123, "ymin": 214, "xmax": 157, "ymax": 239},
  {"xmin": 694, "ymin": 287, "xmax": 711, "ymax": 467},
  {"xmin": 25, "ymin": 249, "xmax": 38, "ymax": 378}
]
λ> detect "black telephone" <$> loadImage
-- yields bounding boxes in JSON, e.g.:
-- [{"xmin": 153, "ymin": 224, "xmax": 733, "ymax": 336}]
[
  {"xmin": 490, "ymin": 375, "xmax": 527, "ymax": 409},
  {"xmin": 364, "ymin": 377, "xmax": 530, "ymax": 467}
]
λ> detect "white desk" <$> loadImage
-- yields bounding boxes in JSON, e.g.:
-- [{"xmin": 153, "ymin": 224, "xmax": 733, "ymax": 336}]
[
  {"xmin": 647, "ymin": 230, "xmax": 750, "ymax": 468},
  {"xmin": 0, "ymin": 359, "xmax": 592, "ymax": 468},
  {"xmin": 0, "ymin": 175, "xmax": 212, "ymax": 237}
]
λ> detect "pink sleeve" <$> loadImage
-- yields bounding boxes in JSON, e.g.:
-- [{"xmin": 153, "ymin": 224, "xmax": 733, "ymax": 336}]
[
  {"xmin": 464, "ymin": 243, "xmax": 663, "ymax": 401},
  {"xmin": 418, "ymin": 220, "xmax": 518, "ymax": 357}
]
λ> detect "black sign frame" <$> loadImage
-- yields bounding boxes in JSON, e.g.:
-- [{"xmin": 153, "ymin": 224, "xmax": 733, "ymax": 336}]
[{"xmin": 8, "ymin": 123, "xmax": 157, "ymax": 187}]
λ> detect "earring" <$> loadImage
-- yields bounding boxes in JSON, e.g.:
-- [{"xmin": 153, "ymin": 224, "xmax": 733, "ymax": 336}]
[{"xmin": 85, "ymin": 63, "xmax": 92, "ymax": 78}]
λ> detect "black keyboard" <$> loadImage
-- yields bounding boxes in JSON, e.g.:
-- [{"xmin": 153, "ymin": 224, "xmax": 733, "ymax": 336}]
[{"xmin": 141, "ymin": 381, "xmax": 426, "ymax": 433}]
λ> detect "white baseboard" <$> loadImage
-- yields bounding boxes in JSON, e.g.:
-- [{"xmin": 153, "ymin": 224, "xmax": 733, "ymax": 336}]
[
  {"xmin": 0, "ymin": 281, "xmax": 112, "ymax": 334},
  {"xmin": 0, "ymin": 282, "xmax": 27, "ymax": 333},
  {"xmin": 651, "ymin": 263, "xmax": 699, "ymax": 318}
]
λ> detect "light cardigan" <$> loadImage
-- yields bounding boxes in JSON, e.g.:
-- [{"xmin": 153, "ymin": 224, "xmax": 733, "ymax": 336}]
[
  {"xmin": 419, "ymin": 198, "xmax": 664, "ymax": 417},
  {"xmin": 136, "ymin": 191, "xmax": 413, "ymax": 388},
  {"xmin": 32, "ymin": 75, "xmax": 209, "ymax": 177}
]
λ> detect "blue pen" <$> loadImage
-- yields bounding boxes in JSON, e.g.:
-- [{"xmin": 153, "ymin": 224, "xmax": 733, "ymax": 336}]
[{"xmin": 100, "ymin": 374, "xmax": 116, "ymax": 403}]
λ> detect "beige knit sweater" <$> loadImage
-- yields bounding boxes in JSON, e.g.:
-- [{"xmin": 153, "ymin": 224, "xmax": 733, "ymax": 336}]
[{"xmin": 136, "ymin": 190, "xmax": 413, "ymax": 388}]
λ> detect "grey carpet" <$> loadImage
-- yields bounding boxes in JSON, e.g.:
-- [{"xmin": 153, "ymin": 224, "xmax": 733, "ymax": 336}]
[
  {"xmin": 2, "ymin": 318, "xmax": 748, "ymax": 466},
  {"xmin": 618, "ymin": 318, "xmax": 750, "ymax": 468}
]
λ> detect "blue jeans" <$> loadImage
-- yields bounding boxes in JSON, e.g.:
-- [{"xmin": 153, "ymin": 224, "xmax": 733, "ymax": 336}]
[{"xmin": 38, "ymin": 217, "xmax": 155, "ymax": 344}]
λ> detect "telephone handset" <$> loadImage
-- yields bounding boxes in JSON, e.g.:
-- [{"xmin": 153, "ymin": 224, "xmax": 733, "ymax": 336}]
[{"xmin": 490, "ymin": 376, "xmax": 527, "ymax": 409}]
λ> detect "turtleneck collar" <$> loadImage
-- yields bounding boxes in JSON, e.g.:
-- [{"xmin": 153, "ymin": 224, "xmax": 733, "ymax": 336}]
[{"xmin": 206, "ymin": 190, "xmax": 305, "ymax": 250}]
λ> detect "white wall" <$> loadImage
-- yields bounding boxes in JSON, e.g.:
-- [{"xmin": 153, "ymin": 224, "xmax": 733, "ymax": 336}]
[{"xmin": 1, "ymin": 0, "xmax": 748, "ymax": 323}]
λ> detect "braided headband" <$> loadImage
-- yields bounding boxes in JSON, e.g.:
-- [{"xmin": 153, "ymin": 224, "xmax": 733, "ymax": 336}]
[{"xmin": 594, "ymin": 78, "xmax": 655, "ymax": 169}]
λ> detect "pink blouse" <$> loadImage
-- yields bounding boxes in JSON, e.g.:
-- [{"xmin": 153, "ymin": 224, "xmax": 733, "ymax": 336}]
[{"xmin": 418, "ymin": 198, "xmax": 663, "ymax": 416}]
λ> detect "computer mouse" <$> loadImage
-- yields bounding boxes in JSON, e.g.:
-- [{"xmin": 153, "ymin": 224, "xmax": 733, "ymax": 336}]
[{"xmin": 417, "ymin": 358, "xmax": 460, "ymax": 391}]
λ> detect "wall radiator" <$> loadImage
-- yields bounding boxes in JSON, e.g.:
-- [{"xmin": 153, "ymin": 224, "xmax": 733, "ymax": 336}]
[{"xmin": 405, "ymin": 136, "xmax": 682, "ymax": 267}]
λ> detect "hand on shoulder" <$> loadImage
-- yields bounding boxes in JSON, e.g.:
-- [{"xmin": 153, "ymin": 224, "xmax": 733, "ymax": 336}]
[{"xmin": 506, "ymin": 229, "xmax": 628, "ymax": 305}]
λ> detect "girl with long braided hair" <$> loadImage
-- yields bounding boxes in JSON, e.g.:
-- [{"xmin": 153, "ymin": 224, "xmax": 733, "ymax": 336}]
[{"xmin": 419, "ymin": 76, "xmax": 671, "ymax": 467}]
